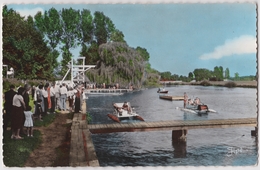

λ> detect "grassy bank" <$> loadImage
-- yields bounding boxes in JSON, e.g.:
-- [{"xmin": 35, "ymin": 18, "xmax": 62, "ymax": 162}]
[{"xmin": 2, "ymin": 113, "xmax": 56, "ymax": 167}]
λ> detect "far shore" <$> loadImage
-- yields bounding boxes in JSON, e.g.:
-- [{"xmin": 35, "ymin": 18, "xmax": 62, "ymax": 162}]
[{"xmin": 160, "ymin": 80, "xmax": 257, "ymax": 88}]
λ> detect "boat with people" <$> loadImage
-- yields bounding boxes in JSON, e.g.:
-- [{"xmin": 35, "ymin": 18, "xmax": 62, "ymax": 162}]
[
  {"xmin": 157, "ymin": 88, "xmax": 168, "ymax": 93},
  {"xmin": 176, "ymin": 97, "xmax": 217, "ymax": 114},
  {"xmin": 107, "ymin": 102, "xmax": 145, "ymax": 123}
]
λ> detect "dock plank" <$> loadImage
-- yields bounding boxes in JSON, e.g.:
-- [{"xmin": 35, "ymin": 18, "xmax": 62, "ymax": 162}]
[{"xmin": 88, "ymin": 118, "xmax": 257, "ymax": 134}]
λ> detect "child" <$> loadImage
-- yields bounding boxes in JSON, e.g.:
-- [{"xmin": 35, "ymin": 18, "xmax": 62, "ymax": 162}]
[
  {"xmin": 24, "ymin": 106, "xmax": 34, "ymax": 137},
  {"xmin": 35, "ymin": 99, "xmax": 43, "ymax": 121}
]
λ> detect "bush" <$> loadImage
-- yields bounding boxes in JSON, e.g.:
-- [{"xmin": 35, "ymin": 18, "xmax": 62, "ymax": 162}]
[
  {"xmin": 200, "ymin": 80, "xmax": 211, "ymax": 86},
  {"xmin": 224, "ymin": 81, "xmax": 237, "ymax": 88},
  {"xmin": 3, "ymin": 80, "xmax": 11, "ymax": 92}
]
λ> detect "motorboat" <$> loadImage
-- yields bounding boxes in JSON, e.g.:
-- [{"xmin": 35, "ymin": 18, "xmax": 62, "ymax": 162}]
[
  {"xmin": 157, "ymin": 88, "xmax": 168, "ymax": 93},
  {"xmin": 107, "ymin": 102, "xmax": 145, "ymax": 123}
]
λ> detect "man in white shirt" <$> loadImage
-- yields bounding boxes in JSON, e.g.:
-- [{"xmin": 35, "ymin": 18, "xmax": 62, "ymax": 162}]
[
  {"xmin": 54, "ymin": 83, "xmax": 61, "ymax": 110},
  {"xmin": 59, "ymin": 83, "xmax": 68, "ymax": 111}
]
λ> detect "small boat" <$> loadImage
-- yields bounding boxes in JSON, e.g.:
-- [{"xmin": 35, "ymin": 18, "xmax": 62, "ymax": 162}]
[
  {"xmin": 157, "ymin": 88, "xmax": 168, "ymax": 93},
  {"xmin": 186, "ymin": 104, "xmax": 210, "ymax": 114},
  {"xmin": 107, "ymin": 102, "xmax": 145, "ymax": 123},
  {"xmin": 176, "ymin": 104, "xmax": 217, "ymax": 114},
  {"xmin": 176, "ymin": 97, "xmax": 217, "ymax": 114}
]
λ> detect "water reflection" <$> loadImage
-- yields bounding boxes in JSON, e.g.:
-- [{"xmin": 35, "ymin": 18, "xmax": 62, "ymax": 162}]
[{"xmin": 183, "ymin": 112, "xmax": 209, "ymax": 121}]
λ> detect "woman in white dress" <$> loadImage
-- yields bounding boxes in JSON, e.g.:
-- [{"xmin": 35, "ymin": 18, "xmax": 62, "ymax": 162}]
[{"xmin": 24, "ymin": 106, "xmax": 34, "ymax": 137}]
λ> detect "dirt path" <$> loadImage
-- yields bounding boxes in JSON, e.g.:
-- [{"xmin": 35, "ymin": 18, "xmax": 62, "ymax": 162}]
[{"xmin": 24, "ymin": 113, "xmax": 70, "ymax": 167}]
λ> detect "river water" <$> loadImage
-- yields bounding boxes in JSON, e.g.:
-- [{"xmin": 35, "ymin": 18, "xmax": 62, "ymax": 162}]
[{"xmin": 86, "ymin": 85, "xmax": 258, "ymax": 166}]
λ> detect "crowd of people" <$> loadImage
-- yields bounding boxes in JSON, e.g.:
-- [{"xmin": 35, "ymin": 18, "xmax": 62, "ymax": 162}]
[{"xmin": 3, "ymin": 82, "xmax": 86, "ymax": 140}]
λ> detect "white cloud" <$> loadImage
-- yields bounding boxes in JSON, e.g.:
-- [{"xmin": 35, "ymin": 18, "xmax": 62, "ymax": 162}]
[
  {"xmin": 199, "ymin": 35, "xmax": 256, "ymax": 60},
  {"xmin": 16, "ymin": 8, "xmax": 44, "ymax": 18}
]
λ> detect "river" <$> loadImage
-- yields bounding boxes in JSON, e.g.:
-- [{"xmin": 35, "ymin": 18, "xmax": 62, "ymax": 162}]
[{"xmin": 86, "ymin": 85, "xmax": 258, "ymax": 166}]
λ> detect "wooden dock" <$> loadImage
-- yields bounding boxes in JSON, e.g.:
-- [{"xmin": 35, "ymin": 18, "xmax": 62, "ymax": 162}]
[
  {"xmin": 159, "ymin": 95, "xmax": 184, "ymax": 101},
  {"xmin": 85, "ymin": 88, "xmax": 132, "ymax": 94},
  {"xmin": 88, "ymin": 118, "xmax": 257, "ymax": 134}
]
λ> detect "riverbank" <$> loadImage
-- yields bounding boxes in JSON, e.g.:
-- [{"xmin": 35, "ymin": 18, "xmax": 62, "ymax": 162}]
[{"xmin": 160, "ymin": 80, "xmax": 257, "ymax": 88}]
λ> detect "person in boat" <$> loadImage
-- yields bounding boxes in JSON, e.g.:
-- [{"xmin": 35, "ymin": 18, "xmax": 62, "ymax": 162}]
[
  {"xmin": 113, "ymin": 103, "xmax": 123, "ymax": 112},
  {"xmin": 188, "ymin": 98, "xmax": 194, "ymax": 105},
  {"xmin": 194, "ymin": 97, "xmax": 201, "ymax": 105},
  {"xmin": 122, "ymin": 102, "xmax": 131, "ymax": 112},
  {"xmin": 184, "ymin": 92, "xmax": 188, "ymax": 108}
]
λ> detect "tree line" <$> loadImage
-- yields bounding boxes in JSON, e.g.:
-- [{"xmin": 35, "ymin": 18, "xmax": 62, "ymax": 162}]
[
  {"xmin": 159, "ymin": 66, "xmax": 256, "ymax": 82},
  {"xmin": 3, "ymin": 5, "xmax": 144, "ymax": 81}
]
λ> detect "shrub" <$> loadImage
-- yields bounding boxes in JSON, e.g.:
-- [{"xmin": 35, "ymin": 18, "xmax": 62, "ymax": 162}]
[
  {"xmin": 224, "ymin": 81, "xmax": 237, "ymax": 88},
  {"xmin": 86, "ymin": 112, "xmax": 92, "ymax": 123},
  {"xmin": 200, "ymin": 80, "xmax": 211, "ymax": 86}
]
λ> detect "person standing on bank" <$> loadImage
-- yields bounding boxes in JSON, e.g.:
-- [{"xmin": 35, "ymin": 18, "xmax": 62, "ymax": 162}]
[
  {"xmin": 11, "ymin": 87, "xmax": 26, "ymax": 139},
  {"xmin": 47, "ymin": 83, "xmax": 52, "ymax": 110},
  {"xmin": 50, "ymin": 83, "xmax": 56, "ymax": 113},
  {"xmin": 31, "ymin": 86, "xmax": 35, "ymax": 100},
  {"xmin": 74, "ymin": 86, "xmax": 81, "ymax": 113},
  {"xmin": 24, "ymin": 106, "xmax": 34, "ymax": 137},
  {"xmin": 42, "ymin": 84, "xmax": 49, "ymax": 115},
  {"xmin": 54, "ymin": 83, "xmax": 61, "ymax": 110},
  {"xmin": 21, "ymin": 84, "xmax": 31, "ymax": 135},
  {"xmin": 36, "ymin": 84, "xmax": 45, "ymax": 115},
  {"xmin": 3, "ymin": 85, "xmax": 17, "ymax": 132},
  {"xmin": 67, "ymin": 87, "xmax": 74, "ymax": 112},
  {"xmin": 60, "ymin": 83, "xmax": 68, "ymax": 111}
]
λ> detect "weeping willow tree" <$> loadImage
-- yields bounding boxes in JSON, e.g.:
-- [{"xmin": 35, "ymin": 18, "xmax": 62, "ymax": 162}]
[{"xmin": 86, "ymin": 42, "xmax": 150, "ymax": 88}]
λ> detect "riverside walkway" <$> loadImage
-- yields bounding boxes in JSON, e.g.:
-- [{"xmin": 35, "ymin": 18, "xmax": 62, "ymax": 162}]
[{"xmin": 69, "ymin": 101, "xmax": 99, "ymax": 167}]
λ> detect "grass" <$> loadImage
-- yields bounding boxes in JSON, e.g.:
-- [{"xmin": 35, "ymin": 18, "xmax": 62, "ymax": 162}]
[
  {"xmin": 34, "ymin": 113, "xmax": 56, "ymax": 127},
  {"xmin": 86, "ymin": 112, "xmax": 92, "ymax": 124},
  {"xmin": 2, "ymin": 113, "xmax": 56, "ymax": 167},
  {"xmin": 3, "ymin": 130, "xmax": 42, "ymax": 167}
]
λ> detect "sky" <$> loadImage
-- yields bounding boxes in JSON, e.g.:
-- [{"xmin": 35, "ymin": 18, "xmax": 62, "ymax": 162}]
[{"xmin": 5, "ymin": 0, "xmax": 257, "ymax": 77}]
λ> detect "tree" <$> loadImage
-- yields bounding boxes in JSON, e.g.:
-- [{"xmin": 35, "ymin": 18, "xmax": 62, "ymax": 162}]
[
  {"xmin": 34, "ymin": 8, "xmax": 63, "ymax": 50},
  {"xmin": 160, "ymin": 71, "xmax": 172, "ymax": 80},
  {"xmin": 59, "ymin": 8, "xmax": 81, "ymax": 78},
  {"xmin": 193, "ymin": 68, "xmax": 212, "ymax": 81},
  {"xmin": 3, "ymin": 5, "xmax": 55, "ymax": 79},
  {"xmin": 136, "ymin": 47, "xmax": 150, "ymax": 61},
  {"xmin": 188, "ymin": 72, "xmax": 194, "ymax": 79},
  {"xmin": 110, "ymin": 29, "xmax": 125, "ymax": 43},
  {"xmin": 225, "ymin": 68, "xmax": 230, "ymax": 79},
  {"xmin": 234, "ymin": 72, "xmax": 239, "ymax": 80},
  {"xmin": 93, "ymin": 11, "xmax": 116, "ymax": 45},
  {"xmin": 171, "ymin": 74, "xmax": 179, "ymax": 81},
  {"xmin": 80, "ymin": 9, "xmax": 94, "ymax": 44},
  {"xmin": 213, "ymin": 66, "xmax": 224, "ymax": 81}
]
